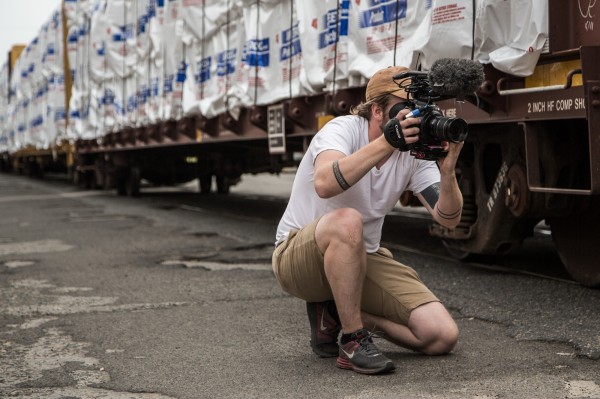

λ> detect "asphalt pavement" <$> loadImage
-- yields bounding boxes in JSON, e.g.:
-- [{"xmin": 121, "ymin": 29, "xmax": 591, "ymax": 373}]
[{"xmin": 1, "ymin": 172, "xmax": 599, "ymax": 399}]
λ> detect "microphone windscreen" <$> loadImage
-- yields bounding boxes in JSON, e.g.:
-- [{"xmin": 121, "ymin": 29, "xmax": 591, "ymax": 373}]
[{"xmin": 429, "ymin": 58, "xmax": 485, "ymax": 97}]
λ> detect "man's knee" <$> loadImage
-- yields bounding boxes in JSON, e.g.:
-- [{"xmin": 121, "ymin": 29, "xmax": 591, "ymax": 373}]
[
  {"xmin": 319, "ymin": 208, "xmax": 364, "ymax": 248},
  {"xmin": 409, "ymin": 302, "xmax": 459, "ymax": 355},
  {"xmin": 332, "ymin": 207, "xmax": 363, "ymax": 231},
  {"xmin": 424, "ymin": 323, "xmax": 458, "ymax": 355}
]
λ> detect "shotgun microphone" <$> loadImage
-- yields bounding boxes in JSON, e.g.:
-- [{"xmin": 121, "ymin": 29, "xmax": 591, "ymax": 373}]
[{"xmin": 427, "ymin": 58, "xmax": 485, "ymax": 98}]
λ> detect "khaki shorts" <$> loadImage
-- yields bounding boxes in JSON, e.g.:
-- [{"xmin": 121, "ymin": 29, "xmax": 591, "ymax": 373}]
[{"xmin": 272, "ymin": 218, "xmax": 439, "ymax": 325}]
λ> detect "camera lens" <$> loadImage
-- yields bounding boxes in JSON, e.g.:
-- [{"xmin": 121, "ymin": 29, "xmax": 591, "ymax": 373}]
[
  {"xmin": 434, "ymin": 117, "xmax": 468, "ymax": 143},
  {"xmin": 423, "ymin": 112, "xmax": 468, "ymax": 143}
]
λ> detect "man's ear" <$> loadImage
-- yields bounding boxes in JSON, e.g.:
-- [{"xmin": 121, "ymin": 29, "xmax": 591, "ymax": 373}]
[{"xmin": 371, "ymin": 102, "xmax": 383, "ymax": 120}]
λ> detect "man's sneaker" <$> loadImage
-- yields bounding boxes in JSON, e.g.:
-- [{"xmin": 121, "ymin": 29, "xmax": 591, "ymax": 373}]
[
  {"xmin": 306, "ymin": 301, "xmax": 341, "ymax": 358},
  {"xmin": 337, "ymin": 329, "xmax": 395, "ymax": 375}
]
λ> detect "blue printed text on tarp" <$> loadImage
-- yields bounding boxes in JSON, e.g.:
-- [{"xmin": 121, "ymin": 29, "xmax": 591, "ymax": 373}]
[
  {"xmin": 318, "ymin": 0, "xmax": 350, "ymax": 49},
  {"xmin": 216, "ymin": 49, "xmax": 237, "ymax": 76},
  {"xmin": 242, "ymin": 38, "xmax": 270, "ymax": 67},
  {"xmin": 280, "ymin": 22, "xmax": 301, "ymax": 61},
  {"xmin": 359, "ymin": 0, "xmax": 407, "ymax": 28}
]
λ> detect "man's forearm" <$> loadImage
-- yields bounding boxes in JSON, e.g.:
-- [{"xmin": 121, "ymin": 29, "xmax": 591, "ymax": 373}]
[
  {"xmin": 314, "ymin": 136, "xmax": 393, "ymax": 198},
  {"xmin": 336, "ymin": 137, "xmax": 392, "ymax": 185},
  {"xmin": 433, "ymin": 171, "xmax": 463, "ymax": 228}
]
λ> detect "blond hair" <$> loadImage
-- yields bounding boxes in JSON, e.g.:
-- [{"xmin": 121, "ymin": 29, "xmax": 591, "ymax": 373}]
[{"xmin": 350, "ymin": 94, "xmax": 393, "ymax": 120}]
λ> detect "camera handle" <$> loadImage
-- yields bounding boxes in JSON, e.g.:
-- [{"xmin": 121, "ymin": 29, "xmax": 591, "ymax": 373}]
[{"xmin": 383, "ymin": 119, "xmax": 410, "ymax": 151}]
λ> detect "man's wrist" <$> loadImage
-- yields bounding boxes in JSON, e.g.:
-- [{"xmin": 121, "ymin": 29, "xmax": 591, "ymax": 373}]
[
  {"xmin": 439, "ymin": 169, "xmax": 456, "ymax": 179},
  {"xmin": 377, "ymin": 135, "xmax": 397, "ymax": 152}
]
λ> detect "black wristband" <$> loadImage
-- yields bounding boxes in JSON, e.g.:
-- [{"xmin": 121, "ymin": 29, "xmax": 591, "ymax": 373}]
[{"xmin": 332, "ymin": 160, "xmax": 351, "ymax": 190}]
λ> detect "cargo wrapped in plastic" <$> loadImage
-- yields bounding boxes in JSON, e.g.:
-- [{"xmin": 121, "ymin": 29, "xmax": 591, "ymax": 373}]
[
  {"xmin": 236, "ymin": 0, "xmax": 309, "ymax": 106},
  {"xmin": 348, "ymin": 0, "xmax": 421, "ymax": 85},
  {"xmin": 1, "ymin": 0, "xmax": 551, "ymax": 154},
  {"xmin": 474, "ymin": 0, "xmax": 548, "ymax": 77},
  {"xmin": 4, "ymin": 6, "xmax": 68, "ymax": 150},
  {"xmin": 295, "ymin": 0, "xmax": 351, "ymax": 92},
  {"xmin": 0, "ymin": 64, "xmax": 10, "ymax": 153}
]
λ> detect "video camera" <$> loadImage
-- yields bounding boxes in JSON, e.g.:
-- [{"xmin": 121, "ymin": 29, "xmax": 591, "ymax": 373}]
[{"xmin": 383, "ymin": 59, "xmax": 484, "ymax": 161}]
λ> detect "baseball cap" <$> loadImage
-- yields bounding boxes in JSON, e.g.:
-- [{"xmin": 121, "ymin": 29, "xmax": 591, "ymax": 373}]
[{"xmin": 365, "ymin": 66, "xmax": 409, "ymax": 102}]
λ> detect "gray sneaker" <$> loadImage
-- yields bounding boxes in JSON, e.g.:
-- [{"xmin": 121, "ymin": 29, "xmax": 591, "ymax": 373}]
[{"xmin": 337, "ymin": 329, "xmax": 395, "ymax": 375}]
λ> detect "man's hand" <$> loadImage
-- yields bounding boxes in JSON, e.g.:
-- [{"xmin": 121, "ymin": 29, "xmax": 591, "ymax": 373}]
[
  {"xmin": 437, "ymin": 141, "xmax": 464, "ymax": 175},
  {"xmin": 383, "ymin": 108, "xmax": 421, "ymax": 150},
  {"xmin": 430, "ymin": 140, "xmax": 464, "ymax": 229}
]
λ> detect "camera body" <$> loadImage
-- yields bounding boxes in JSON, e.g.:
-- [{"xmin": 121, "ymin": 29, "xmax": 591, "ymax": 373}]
[{"xmin": 384, "ymin": 71, "xmax": 468, "ymax": 161}]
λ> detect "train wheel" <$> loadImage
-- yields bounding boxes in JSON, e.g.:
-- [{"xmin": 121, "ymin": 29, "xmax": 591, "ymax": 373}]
[
  {"xmin": 215, "ymin": 175, "xmax": 230, "ymax": 194},
  {"xmin": 116, "ymin": 167, "xmax": 128, "ymax": 196},
  {"xmin": 442, "ymin": 240, "xmax": 471, "ymax": 260},
  {"xmin": 550, "ymin": 213, "xmax": 600, "ymax": 287},
  {"xmin": 199, "ymin": 174, "xmax": 212, "ymax": 194},
  {"xmin": 126, "ymin": 166, "xmax": 141, "ymax": 197}
]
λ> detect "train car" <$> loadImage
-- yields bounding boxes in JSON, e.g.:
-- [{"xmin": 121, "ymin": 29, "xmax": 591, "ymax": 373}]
[
  {"xmin": 433, "ymin": 0, "xmax": 600, "ymax": 286},
  {"xmin": 0, "ymin": 8, "xmax": 72, "ymax": 177},
  {"xmin": 0, "ymin": 45, "xmax": 26, "ymax": 173},
  {"xmin": 0, "ymin": 0, "xmax": 598, "ymax": 286}
]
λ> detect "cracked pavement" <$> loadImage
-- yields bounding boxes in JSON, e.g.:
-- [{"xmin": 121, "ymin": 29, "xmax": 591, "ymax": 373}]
[{"xmin": 0, "ymin": 173, "xmax": 599, "ymax": 398}]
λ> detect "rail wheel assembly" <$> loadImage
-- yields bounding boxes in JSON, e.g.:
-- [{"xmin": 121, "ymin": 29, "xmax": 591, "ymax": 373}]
[
  {"xmin": 438, "ymin": 128, "xmax": 600, "ymax": 287},
  {"xmin": 434, "ymin": 129, "xmax": 536, "ymax": 261},
  {"xmin": 549, "ymin": 204, "xmax": 600, "ymax": 287}
]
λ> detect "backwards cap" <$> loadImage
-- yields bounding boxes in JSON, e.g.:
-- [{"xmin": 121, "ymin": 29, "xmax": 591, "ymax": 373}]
[{"xmin": 365, "ymin": 66, "xmax": 409, "ymax": 101}]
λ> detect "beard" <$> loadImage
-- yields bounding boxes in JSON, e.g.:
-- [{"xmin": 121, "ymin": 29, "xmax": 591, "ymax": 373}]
[{"xmin": 379, "ymin": 116, "xmax": 390, "ymax": 134}]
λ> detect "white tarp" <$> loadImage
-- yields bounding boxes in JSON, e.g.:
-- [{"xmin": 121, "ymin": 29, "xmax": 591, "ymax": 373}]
[
  {"xmin": 295, "ymin": 0, "xmax": 351, "ymax": 92},
  {"xmin": 348, "ymin": 0, "xmax": 428, "ymax": 85},
  {"xmin": 237, "ymin": 0, "xmax": 308, "ymax": 106},
  {"xmin": 1, "ymin": 5, "xmax": 67, "ymax": 151},
  {"xmin": 475, "ymin": 0, "xmax": 548, "ymax": 77},
  {"xmin": 183, "ymin": 2, "xmax": 244, "ymax": 119},
  {"xmin": 412, "ymin": 1, "xmax": 474, "ymax": 69},
  {"xmin": 1, "ymin": 0, "xmax": 550, "ymax": 154},
  {"xmin": 0, "ymin": 64, "xmax": 9, "ymax": 152}
]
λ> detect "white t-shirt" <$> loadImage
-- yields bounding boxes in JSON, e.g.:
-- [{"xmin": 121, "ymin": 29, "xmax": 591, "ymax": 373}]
[{"xmin": 275, "ymin": 115, "xmax": 440, "ymax": 253}]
